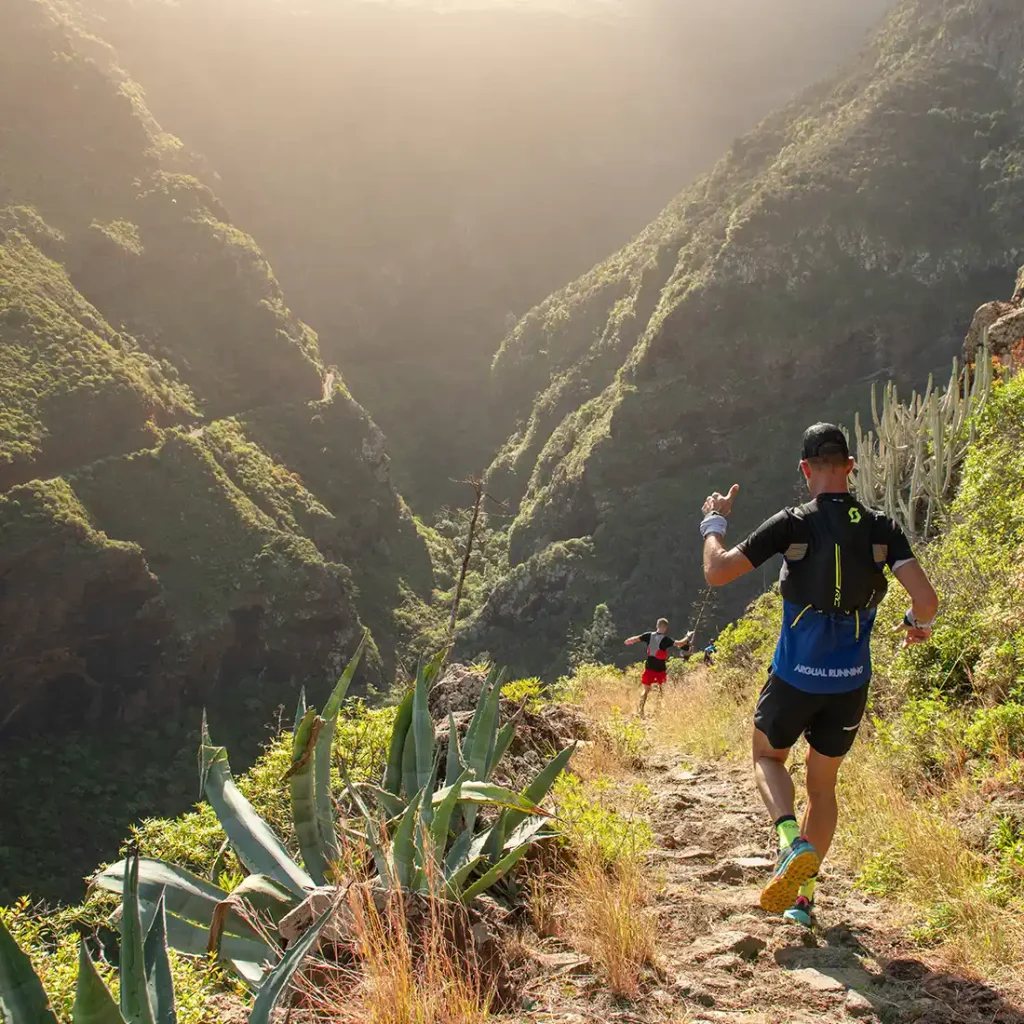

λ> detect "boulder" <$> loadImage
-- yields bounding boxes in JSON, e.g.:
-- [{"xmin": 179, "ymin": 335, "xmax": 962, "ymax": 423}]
[{"xmin": 428, "ymin": 663, "xmax": 487, "ymax": 717}]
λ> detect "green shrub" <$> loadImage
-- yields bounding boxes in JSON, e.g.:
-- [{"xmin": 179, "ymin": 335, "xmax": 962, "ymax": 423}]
[
  {"xmin": 871, "ymin": 694, "xmax": 969, "ymax": 779},
  {"xmin": 714, "ymin": 589, "xmax": 782, "ymax": 668},
  {"xmin": 502, "ymin": 676, "xmax": 545, "ymax": 710},
  {"xmin": 600, "ymin": 710, "xmax": 649, "ymax": 766},
  {"xmin": 552, "ymin": 773, "xmax": 653, "ymax": 864},
  {"xmin": 986, "ymin": 816, "xmax": 1024, "ymax": 904},
  {"xmin": 966, "ymin": 702, "xmax": 1024, "ymax": 758}
]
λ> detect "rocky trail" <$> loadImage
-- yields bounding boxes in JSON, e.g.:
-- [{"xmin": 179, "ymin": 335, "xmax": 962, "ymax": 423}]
[{"xmin": 520, "ymin": 753, "xmax": 1024, "ymax": 1024}]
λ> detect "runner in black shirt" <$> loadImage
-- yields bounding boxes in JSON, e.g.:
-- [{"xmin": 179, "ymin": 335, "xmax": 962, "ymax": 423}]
[
  {"xmin": 698, "ymin": 423, "xmax": 939, "ymax": 924},
  {"xmin": 625, "ymin": 618, "xmax": 693, "ymax": 716}
]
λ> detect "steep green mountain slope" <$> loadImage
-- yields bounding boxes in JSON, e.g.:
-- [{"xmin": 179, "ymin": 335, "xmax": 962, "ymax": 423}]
[
  {"xmin": 460, "ymin": 0, "xmax": 1024, "ymax": 676},
  {"xmin": 79, "ymin": 0, "xmax": 893, "ymax": 507},
  {"xmin": 0, "ymin": 0, "xmax": 436, "ymax": 741}
]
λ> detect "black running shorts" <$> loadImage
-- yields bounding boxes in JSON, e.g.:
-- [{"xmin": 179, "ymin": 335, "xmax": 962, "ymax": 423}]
[{"xmin": 754, "ymin": 672, "xmax": 869, "ymax": 757}]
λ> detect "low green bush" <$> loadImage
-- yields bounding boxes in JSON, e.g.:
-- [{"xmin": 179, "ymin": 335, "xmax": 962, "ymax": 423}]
[
  {"xmin": 966, "ymin": 702, "xmax": 1024, "ymax": 758},
  {"xmin": 551, "ymin": 773, "xmax": 653, "ymax": 864}
]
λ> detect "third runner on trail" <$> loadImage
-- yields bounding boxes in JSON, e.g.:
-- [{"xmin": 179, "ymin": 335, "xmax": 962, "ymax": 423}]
[{"xmin": 699, "ymin": 423, "xmax": 938, "ymax": 924}]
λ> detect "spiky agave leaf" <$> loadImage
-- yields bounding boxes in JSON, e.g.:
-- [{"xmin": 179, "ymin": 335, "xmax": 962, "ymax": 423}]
[
  {"xmin": 0, "ymin": 914, "xmax": 60, "ymax": 1024},
  {"xmin": 486, "ymin": 719, "xmax": 517, "ymax": 781},
  {"xmin": 142, "ymin": 893, "xmax": 176, "ymax": 1024},
  {"xmin": 502, "ymin": 743, "xmax": 575, "ymax": 834},
  {"xmin": 348, "ymin": 783, "xmax": 407, "ymax": 819},
  {"xmin": 411, "ymin": 657, "xmax": 436, "ymax": 794},
  {"xmin": 429, "ymin": 769, "xmax": 470, "ymax": 871},
  {"xmin": 200, "ymin": 716, "xmax": 314, "ymax": 897},
  {"xmin": 246, "ymin": 905, "xmax": 334, "ymax": 1024},
  {"xmin": 314, "ymin": 631, "xmax": 368, "ymax": 868},
  {"xmin": 72, "ymin": 939, "xmax": 125, "ymax": 1024},
  {"xmin": 93, "ymin": 860, "xmax": 277, "ymax": 945},
  {"xmin": 120, "ymin": 852, "xmax": 156, "ymax": 1024},
  {"xmin": 383, "ymin": 688, "xmax": 414, "ymax": 796},
  {"xmin": 444, "ymin": 711, "xmax": 463, "ymax": 786},
  {"xmin": 340, "ymin": 762, "xmax": 393, "ymax": 885},
  {"xmin": 287, "ymin": 708, "xmax": 328, "ymax": 885},
  {"xmin": 392, "ymin": 789, "xmax": 423, "ymax": 889},
  {"xmin": 459, "ymin": 845, "xmax": 533, "ymax": 903},
  {"xmin": 207, "ymin": 874, "xmax": 295, "ymax": 969}
]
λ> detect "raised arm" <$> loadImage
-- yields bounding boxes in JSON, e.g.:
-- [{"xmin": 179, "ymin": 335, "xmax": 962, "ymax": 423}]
[
  {"xmin": 624, "ymin": 635, "xmax": 642, "ymax": 646},
  {"xmin": 700, "ymin": 485, "xmax": 755, "ymax": 586}
]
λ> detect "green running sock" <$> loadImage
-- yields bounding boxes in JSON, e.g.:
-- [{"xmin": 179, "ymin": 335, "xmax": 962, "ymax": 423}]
[
  {"xmin": 799, "ymin": 875, "xmax": 817, "ymax": 901},
  {"xmin": 775, "ymin": 815, "xmax": 800, "ymax": 850}
]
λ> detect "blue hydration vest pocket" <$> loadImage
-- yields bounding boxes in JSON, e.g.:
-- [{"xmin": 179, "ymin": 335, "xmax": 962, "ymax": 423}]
[{"xmin": 772, "ymin": 600, "xmax": 874, "ymax": 694}]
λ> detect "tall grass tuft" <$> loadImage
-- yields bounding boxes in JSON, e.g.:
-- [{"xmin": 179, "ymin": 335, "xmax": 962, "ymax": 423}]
[
  {"xmin": 562, "ymin": 849, "xmax": 657, "ymax": 999},
  {"xmin": 309, "ymin": 885, "xmax": 493, "ymax": 1024}
]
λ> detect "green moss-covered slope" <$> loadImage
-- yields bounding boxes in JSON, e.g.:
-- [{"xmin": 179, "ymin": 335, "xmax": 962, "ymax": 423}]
[
  {"xmin": 0, "ymin": 212, "xmax": 195, "ymax": 488},
  {"xmin": 0, "ymin": 0, "xmax": 438, "ymax": 739},
  {"xmin": 463, "ymin": 0, "xmax": 1024, "ymax": 676},
  {"xmin": 77, "ymin": 0, "xmax": 894, "ymax": 508}
]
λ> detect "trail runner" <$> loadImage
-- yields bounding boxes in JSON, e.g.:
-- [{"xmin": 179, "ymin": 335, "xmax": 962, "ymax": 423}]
[
  {"xmin": 625, "ymin": 619, "xmax": 694, "ymax": 717},
  {"xmin": 699, "ymin": 423, "xmax": 938, "ymax": 924}
]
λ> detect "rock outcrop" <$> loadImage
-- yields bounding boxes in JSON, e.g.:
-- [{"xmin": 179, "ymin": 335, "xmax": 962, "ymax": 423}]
[{"xmin": 964, "ymin": 268, "xmax": 1024, "ymax": 371}]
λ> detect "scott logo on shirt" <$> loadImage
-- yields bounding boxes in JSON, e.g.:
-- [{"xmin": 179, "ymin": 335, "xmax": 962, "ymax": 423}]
[{"xmin": 794, "ymin": 664, "xmax": 866, "ymax": 678}]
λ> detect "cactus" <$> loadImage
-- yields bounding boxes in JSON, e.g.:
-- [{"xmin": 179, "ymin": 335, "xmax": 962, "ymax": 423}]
[{"xmin": 849, "ymin": 338, "xmax": 992, "ymax": 540}]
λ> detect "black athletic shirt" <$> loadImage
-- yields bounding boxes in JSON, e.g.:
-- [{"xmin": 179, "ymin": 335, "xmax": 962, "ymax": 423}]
[
  {"xmin": 735, "ymin": 494, "xmax": 915, "ymax": 694},
  {"xmin": 639, "ymin": 632, "xmax": 676, "ymax": 673},
  {"xmin": 737, "ymin": 494, "xmax": 914, "ymax": 572}
]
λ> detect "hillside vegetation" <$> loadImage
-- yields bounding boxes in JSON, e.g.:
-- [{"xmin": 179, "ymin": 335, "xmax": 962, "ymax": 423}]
[
  {"xmin": 460, "ymin": 0, "xmax": 1024, "ymax": 677},
  {"xmin": 79, "ymin": 0, "xmax": 893, "ymax": 506},
  {"xmin": 0, "ymin": 0, "xmax": 439, "ymax": 896},
  {"xmin": 3, "ymin": 369, "xmax": 1023, "ymax": 1021}
]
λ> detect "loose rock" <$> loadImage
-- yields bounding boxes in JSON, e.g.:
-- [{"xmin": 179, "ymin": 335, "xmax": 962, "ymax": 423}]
[
  {"xmin": 844, "ymin": 989, "xmax": 876, "ymax": 1017},
  {"xmin": 791, "ymin": 967, "xmax": 846, "ymax": 992},
  {"xmin": 689, "ymin": 929, "xmax": 767, "ymax": 961}
]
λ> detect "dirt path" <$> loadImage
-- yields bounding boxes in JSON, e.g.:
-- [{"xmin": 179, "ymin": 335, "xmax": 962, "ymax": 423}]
[{"xmin": 526, "ymin": 754, "xmax": 1024, "ymax": 1024}]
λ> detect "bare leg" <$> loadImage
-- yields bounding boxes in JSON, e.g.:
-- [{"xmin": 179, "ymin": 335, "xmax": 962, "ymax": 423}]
[
  {"xmin": 638, "ymin": 687, "xmax": 649, "ymax": 718},
  {"xmin": 802, "ymin": 747, "xmax": 843, "ymax": 860},
  {"xmin": 752, "ymin": 727, "xmax": 794, "ymax": 821}
]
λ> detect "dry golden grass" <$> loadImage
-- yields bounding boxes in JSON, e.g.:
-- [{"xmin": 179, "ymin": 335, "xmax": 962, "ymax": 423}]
[
  {"xmin": 561, "ymin": 848, "xmax": 658, "ymax": 998},
  {"xmin": 835, "ymin": 747, "xmax": 1024, "ymax": 979},
  {"xmin": 647, "ymin": 666, "xmax": 756, "ymax": 759},
  {"xmin": 568, "ymin": 662, "xmax": 757, "ymax": 763},
  {"xmin": 310, "ymin": 886, "xmax": 493, "ymax": 1024}
]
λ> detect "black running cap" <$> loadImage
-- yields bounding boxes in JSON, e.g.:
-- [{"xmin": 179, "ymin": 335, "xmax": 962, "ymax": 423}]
[{"xmin": 801, "ymin": 423, "xmax": 849, "ymax": 460}]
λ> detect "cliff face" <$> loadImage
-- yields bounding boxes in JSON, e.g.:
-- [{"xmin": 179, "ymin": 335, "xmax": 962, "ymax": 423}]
[
  {"xmin": 0, "ymin": 0, "xmax": 436, "ymax": 739},
  {"xmin": 78, "ymin": 0, "xmax": 894, "ymax": 508},
  {"xmin": 461, "ymin": 0, "xmax": 1024, "ymax": 676}
]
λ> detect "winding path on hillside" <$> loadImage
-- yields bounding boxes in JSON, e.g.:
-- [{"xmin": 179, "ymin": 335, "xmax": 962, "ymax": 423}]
[{"xmin": 524, "ymin": 756, "xmax": 1024, "ymax": 1024}]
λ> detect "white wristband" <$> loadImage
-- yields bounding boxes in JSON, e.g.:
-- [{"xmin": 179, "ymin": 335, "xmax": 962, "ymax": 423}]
[
  {"xmin": 904, "ymin": 609, "xmax": 935, "ymax": 631},
  {"xmin": 700, "ymin": 513, "xmax": 728, "ymax": 539}
]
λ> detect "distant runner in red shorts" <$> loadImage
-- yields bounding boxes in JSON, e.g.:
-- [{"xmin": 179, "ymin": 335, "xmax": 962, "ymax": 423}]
[{"xmin": 625, "ymin": 618, "xmax": 693, "ymax": 717}]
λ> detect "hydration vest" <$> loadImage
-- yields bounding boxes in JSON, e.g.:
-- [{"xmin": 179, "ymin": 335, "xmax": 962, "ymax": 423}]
[
  {"xmin": 647, "ymin": 632, "xmax": 669, "ymax": 661},
  {"xmin": 779, "ymin": 495, "xmax": 889, "ymax": 615}
]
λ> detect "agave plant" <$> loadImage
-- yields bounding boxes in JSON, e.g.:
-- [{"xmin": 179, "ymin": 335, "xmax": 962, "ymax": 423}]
[
  {"xmin": 342, "ymin": 655, "xmax": 575, "ymax": 900},
  {"xmin": 91, "ymin": 637, "xmax": 373, "ymax": 988},
  {"xmin": 89, "ymin": 641, "xmax": 573, "ymax": 987},
  {"xmin": 0, "ymin": 851, "xmax": 328, "ymax": 1024}
]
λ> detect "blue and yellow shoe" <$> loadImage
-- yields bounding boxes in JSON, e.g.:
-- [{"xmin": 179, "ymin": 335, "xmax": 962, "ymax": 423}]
[
  {"xmin": 782, "ymin": 895, "xmax": 814, "ymax": 927},
  {"xmin": 759, "ymin": 838, "xmax": 820, "ymax": 913}
]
